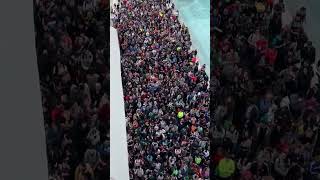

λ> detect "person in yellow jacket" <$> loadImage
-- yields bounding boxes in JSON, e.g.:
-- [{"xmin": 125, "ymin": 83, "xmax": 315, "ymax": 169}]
[{"xmin": 216, "ymin": 155, "xmax": 235, "ymax": 179}]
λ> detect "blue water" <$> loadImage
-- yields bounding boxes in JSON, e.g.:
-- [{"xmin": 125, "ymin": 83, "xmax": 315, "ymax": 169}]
[{"xmin": 174, "ymin": 0, "xmax": 210, "ymax": 74}]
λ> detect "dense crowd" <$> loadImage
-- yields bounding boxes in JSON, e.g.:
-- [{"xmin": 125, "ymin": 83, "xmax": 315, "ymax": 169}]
[
  {"xmin": 33, "ymin": 0, "xmax": 109, "ymax": 179},
  {"xmin": 211, "ymin": 0, "xmax": 320, "ymax": 179},
  {"xmin": 112, "ymin": 0, "xmax": 210, "ymax": 179}
]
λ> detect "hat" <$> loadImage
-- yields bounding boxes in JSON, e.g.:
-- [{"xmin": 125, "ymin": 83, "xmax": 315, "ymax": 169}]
[
  {"xmin": 177, "ymin": 111, "xmax": 184, "ymax": 119},
  {"xmin": 195, "ymin": 157, "xmax": 202, "ymax": 164}
]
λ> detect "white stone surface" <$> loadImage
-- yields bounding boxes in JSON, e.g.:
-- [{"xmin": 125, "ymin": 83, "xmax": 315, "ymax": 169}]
[{"xmin": 110, "ymin": 26, "xmax": 130, "ymax": 180}]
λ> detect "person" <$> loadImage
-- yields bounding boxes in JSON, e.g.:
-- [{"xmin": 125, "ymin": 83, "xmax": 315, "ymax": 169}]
[
  {"xmin": 74, "ymin": 162, "xmax": 95, "ymax": 180},
  {"xmin": 301, "ymin": 41, "xmax": 316, "ymax": 65},
  {"xmin": 112, "ymin": 0, "xmax": 210, "ymax": 178},
  {"xmin": 212, "ymin": 0, "xmax": 320, "ymax": 179},
  {"xmin": 297, "ymin": 7, "xmax": 307, "ymax": 23},
  {"xmin": 215, "ymin": 153, "xmax": 236, "ymax": 179},
  {"xmin": 274, "ymin": 152, "xmax": 289, "ymax": 179},
  {"xmin": 33, "ymin": 0, "xmax": 109, "ymax": 179}
]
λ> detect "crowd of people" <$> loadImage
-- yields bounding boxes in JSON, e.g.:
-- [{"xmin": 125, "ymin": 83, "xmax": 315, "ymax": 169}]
[
  {"xmin": 112, "ymin": 0, "xmax": 210, "ymax": 179},
  {"xmin": 212, "ymin": 0, "xmax": 320, "ymax": 179},
  {"xmin": 33, "ymin": 0, "xmax": 108, "ymax": 179}
]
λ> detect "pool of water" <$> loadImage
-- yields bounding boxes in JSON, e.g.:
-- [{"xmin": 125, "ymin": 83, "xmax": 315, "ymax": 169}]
[{"xmin": 174, "ymin": 0, "xmax": 210, "ymax": 74}]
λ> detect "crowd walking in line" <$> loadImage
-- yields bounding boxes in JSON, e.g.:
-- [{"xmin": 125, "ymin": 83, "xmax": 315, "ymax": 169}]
[
  {"xmin": 112, "ymin": 0, "xmax": 210, "ymax": 179},
  {"xmin": 212, "ymin": 0, "xmax": 320, "ymax": 179},
  {"xmin": 33, "ymin": 0, "xmax": 109, "ymax": 179}
]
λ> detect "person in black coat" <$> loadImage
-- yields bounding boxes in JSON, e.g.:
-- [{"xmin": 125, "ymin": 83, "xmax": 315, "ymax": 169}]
[{"xmin": 301, "ymin": 41, "xmax": 316, "ymax": 65}]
